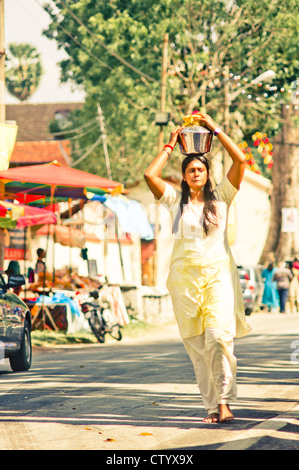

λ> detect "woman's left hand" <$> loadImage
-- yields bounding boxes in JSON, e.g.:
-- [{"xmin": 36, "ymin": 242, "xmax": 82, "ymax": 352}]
[{"xmin": 193, "ymin": 111, "xmax": 218, "ymax": 133}]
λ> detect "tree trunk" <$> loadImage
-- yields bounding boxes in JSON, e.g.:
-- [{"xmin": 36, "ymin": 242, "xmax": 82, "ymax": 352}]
[{"xmin": 260, "ymin": 103, "xmax": 299, "ymax": 264}]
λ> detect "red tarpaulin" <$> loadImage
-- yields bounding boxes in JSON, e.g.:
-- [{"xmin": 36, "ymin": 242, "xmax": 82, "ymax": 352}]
[
  {"xmin": 0, "ymin": 204, "xmax": 7, "ymax": 217},
  {"xmin": 0, "ymin": 160, "xmax": 123, "ymax": 198},
  {"xmin": 0, "ymin": 200, "xmax": 56, "ymax": 227},
  {"xmin": 16, "ymin": 205, "xmax": 57, "ymax": 228}
]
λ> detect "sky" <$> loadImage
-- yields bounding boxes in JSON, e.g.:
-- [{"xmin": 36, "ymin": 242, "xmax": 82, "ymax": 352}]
[{"xmin": 4, "ymin": 0, "xmax": 85, "ymax": 104}]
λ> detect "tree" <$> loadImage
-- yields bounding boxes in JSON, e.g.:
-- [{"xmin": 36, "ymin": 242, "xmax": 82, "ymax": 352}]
[
  {"xmin": 260, "ymin": 103, "xmax": 299, "ymax": 263},
  {"xmin": 5, "ymin": 43, "xmax": 43, "ymax": 102},
  {"xmin": 43, "ymin": 0, "xmax": 298, "ymax": 183}
]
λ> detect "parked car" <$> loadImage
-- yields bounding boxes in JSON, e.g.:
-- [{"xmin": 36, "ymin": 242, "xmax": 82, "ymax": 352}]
[
  {"xmin": 237, "ymin": 265, "xmax": 264, "ymax": 315},
  {"xmin": 0, "ymin": 273, "xmax": 32, "ymax": 371}
]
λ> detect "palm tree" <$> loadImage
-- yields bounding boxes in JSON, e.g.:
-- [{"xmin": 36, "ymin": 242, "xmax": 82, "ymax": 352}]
[{"xmin": 5, "ymin": 43, "xmax": 43, "ymax": 102}]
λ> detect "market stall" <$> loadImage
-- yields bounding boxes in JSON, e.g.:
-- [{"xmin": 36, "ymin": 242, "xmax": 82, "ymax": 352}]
[{"xmin": 0, "ymin": 161, "xmax": 130, "ymax": 333}]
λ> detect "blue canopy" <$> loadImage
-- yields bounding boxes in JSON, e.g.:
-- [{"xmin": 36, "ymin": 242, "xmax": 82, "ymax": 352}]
[{"xmin": 91, "ymin": 195, "xmax": 154, "ymax": 240}]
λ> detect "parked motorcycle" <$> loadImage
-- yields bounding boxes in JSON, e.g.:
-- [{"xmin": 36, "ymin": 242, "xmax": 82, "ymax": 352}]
[{"xmin": 80, "ymin": 286, "xmax": 122, "ymax": 344}]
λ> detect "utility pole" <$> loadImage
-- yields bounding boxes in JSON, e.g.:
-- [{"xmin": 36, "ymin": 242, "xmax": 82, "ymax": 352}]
[
  {"xmin": 97, "ymin": 103, "xmax": 112, "ymax": 180},
  {"xmin": 0, "ymin": 0, "xmax": 5, "ymax": 123},
  {"xmin": 153, "ymin": 33, "xmax": 169, "ymax": 286},
  {"xmin": 97, "ymin": 103, "xmax": 125, "ymax": 280},
  {"xmin": 158, "ymin": 33, "xmax": 169, "ymax": 152},
  {"xmin": 222, "ymin": 65, "xmax": 231, "ymax": 176}
]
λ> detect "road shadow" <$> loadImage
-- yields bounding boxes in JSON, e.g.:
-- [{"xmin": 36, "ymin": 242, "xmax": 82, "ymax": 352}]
[
  {"xmin": 0, "ymin": 333, "xmax": 298, "ymax": 449},
  {"xmin": 172, "ymin": 434, "xmax": 299, "ymax": 450}
]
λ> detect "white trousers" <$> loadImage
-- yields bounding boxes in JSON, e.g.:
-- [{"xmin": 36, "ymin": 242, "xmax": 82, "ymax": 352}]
[{"xmin": 183, "ymin": 328, "xmax": 237, "ymax": 415}]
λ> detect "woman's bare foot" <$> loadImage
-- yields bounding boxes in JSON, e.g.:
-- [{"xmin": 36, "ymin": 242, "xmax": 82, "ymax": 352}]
[
  {"xmin": 218, "ymin": 404, "xmax": 234, "ymax": 422},
  {"xmin": 203, "ymin": 413, "xmax": 220, "ymax": 423}
]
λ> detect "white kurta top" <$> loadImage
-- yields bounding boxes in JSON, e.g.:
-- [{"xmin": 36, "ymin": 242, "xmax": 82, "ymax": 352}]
[{"xmin": 159, "ymin": 176, "xmax": 251, "ymax": 339}]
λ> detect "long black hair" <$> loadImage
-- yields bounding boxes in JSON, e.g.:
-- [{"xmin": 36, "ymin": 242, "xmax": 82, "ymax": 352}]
[{"xmin": 173, "ymin": 155, "xmax": 218, "ymax": 235}]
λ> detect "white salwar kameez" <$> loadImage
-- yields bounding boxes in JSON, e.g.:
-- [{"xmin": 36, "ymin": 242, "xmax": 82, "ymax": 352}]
[
  {"xmin": 183, "ymin": 328, "xmax": 237, "ymax": 414},
  {"xmin": 158, "ymin": 176, "xmax": 251, "ymax": 413}
]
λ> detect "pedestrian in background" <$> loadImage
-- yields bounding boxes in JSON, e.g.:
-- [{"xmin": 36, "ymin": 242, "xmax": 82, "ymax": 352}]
[
  {"xmin": 272, "ymin": 261, "xmax": 293, "ymax": 313},
  {"xmin": 35, "ymin": 247, "xmax": 46, "ymax": 275},
  {"xmin": 144, "ymin": 111, "xmax": 251, "ymax": 423},
  {"xmin": 289, "ymin": 259, "xmax": 299, "ymax": 313},
  {"xmin": 261, "ymin": 260, "xmax": 279, "ymax": 312}
]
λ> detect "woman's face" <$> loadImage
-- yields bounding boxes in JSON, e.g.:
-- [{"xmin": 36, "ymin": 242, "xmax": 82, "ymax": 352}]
[{"xmin": 183, "ymin": 159, "xmax": 208, "ymax": 191}]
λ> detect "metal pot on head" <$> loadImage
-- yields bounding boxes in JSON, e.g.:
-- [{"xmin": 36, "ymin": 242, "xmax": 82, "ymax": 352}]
[{"xmin": 178, "ymin": 114, "xmax": 213, "ymax": 156}]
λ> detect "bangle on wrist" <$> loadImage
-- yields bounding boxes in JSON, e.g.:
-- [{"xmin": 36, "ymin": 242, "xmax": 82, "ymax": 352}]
[
  {"xmin": 164, "ymin": 144, "xmax": 174, "ymax": 152},
  {"xmin": 214, "ymin": 127, "xmax": 222, "ymax": 136}
]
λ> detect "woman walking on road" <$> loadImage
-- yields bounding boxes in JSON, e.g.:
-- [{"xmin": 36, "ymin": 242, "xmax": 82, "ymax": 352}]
[
  {"xmin": 144, "ymin": 111, "xmax": 251, "ymax": 423},
  {"xmin": 262, "ymin": 260, "xmax": 280, "ymax": 312}
]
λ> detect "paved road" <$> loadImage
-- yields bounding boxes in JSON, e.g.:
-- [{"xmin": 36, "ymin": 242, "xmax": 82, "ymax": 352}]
[{"xmin": 0, "ymin": 312, "xmax": 298, "ymax": 452}]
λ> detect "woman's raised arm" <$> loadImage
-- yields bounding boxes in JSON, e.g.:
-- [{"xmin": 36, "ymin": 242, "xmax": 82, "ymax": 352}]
[
  {"xmin": 144, "ymin": 126, "xmax": 184, "ymax": 199},
  {"xmin": 192, "ymin": 111, "xmax": 246, "ymax": 189}
]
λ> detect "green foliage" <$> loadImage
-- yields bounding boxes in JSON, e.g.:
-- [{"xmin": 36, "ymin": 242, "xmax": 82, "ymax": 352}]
[
  {"xmin": 5, "ymin": 43, "xmax": 43, "ymax": 102},
  {"xmin": 43, "ymin": 0, "xmax": 298, "ymax": 184}
]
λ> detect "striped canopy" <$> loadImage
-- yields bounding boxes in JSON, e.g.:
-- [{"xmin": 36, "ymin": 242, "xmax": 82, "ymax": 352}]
[{"xmin": 0, "ymin": 161, "xmax": 123, "ymax": 202}]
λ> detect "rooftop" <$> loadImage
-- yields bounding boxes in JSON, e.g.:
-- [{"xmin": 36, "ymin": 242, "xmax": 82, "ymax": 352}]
[
  {"xmin": 6, "ymin": 102, "xmax": 84, "ymax": 141},
  {"xmin": 10, "ymin": 140, "xmax": 72, "ymax": 167}
]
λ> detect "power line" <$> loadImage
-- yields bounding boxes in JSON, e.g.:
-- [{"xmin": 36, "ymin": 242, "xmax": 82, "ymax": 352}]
[
  {"xmin": 51, "ymin": 116, "xmax": 98, "ymax": 136},
  {"xmin": 33, "ymin": 0, "xmax": 112, "ymax": 71},
  {"xmin": 28, "ymin": 0, "xmax": 163, "ymax": 131},
  {"xmin": 67, "ymin": 142, "xmax": 97, "ymax": 155},
  {"xmin": 58, "ymin": 0, "xmax": 157, "ymax": 84},
  {"xmin": 71, "ymin": 134, "xmax": 102, "ymax": 167},
  {"xmin": 13, "ymin": 0, "xmax": 45, "ymax": 25},
  {"xmin": 33, "ymin": 0, "xmax": 161, "ymax": 106},
  {"xmin": 55, "ymin": 20, "xmax": 112, "ymax": 71},
  {"xmin": 64, "ymin": 123, "xmax": 99, "ymax": 141},
  {"xmin": 51, "ymin": 14, "xmax": 162, "ymax": 105}
]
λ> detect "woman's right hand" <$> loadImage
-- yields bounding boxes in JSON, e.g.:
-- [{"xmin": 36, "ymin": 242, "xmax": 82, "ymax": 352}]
[
  {"xmin": 168, "ymin": 125, "xmax": 184, "ymax": 147},
  {"xmin": 144, "ymin": 125, "xmax": 184, "ymax": 199}
]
